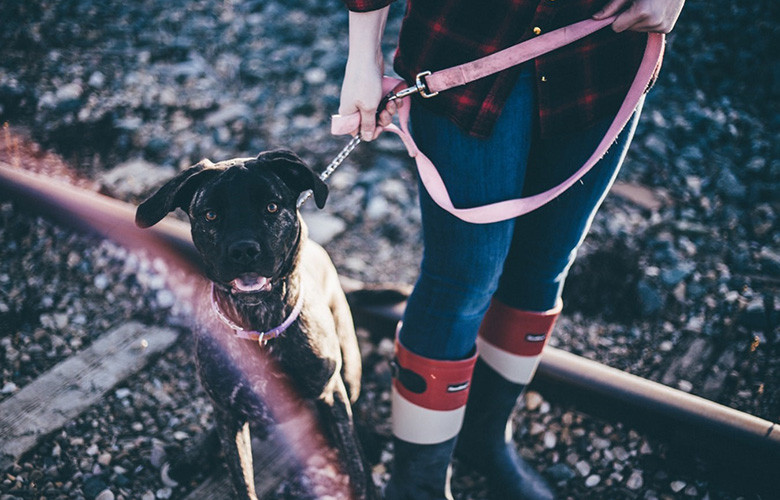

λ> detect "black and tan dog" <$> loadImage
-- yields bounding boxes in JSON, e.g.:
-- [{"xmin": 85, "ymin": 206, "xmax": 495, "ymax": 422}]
[{"xmin": 135, "ymin": 150, "xmax": 376, "ymax": 499}]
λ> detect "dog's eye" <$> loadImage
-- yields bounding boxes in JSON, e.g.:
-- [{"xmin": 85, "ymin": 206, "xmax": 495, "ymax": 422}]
[
  {"xmin": 266, "ymin": 203, "xmax": 279, "ymax": 214},
  {"xmin": 204, "ymin": 210, "xmax": 218, "ymax": 221}
]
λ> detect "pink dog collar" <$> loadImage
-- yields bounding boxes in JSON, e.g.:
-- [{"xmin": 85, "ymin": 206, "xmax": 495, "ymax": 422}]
[{"xmin": 210, "ymin": 283, "xmax": 303, "ymax": 344}]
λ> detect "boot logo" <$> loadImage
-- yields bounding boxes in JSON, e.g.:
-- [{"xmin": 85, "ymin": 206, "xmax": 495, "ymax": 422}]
[
  {"xmin": 525, "ymin": 333, "xmax": 547, "ymax": 343},
  {"xmin": 391, "ymin": 359, "xmax": 428, "ymax": 394},
  {"xmin": 446, "ymin": 381, "xmax": 470, "ymax": 393}
]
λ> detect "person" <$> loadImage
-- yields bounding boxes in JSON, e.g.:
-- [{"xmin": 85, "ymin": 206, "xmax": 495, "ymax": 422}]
[{"xmin": 338, "ymin": 1, "xmax": 685, "ymax": 499}]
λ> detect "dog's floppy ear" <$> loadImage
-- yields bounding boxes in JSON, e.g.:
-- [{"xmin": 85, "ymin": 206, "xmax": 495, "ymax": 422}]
[
  {"xmin": 135, "ymin": 159, "xmax": 221, "ymax": 228},
  {"xmin": 252, "ymin": 150, "xmax": 329, "ymax": 209}
]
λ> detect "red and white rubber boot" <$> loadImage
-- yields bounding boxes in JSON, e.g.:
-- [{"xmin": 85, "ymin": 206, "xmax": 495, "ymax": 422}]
[
  {"xmin": 384, "ymin": 337, "xmax": 477, "ymax": 500},
  {"xmin": 455, "ymin": 298, "xmax": 562, "ymax": 500}
]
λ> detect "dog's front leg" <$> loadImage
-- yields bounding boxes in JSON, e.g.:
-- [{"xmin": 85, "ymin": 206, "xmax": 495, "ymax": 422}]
[
  {"xmin": 317, "ymin": 377, "xmax": 379, "ymax": 500},
  {"xmin": 216, "ymin": 408, "xmax": 258, "ymax": 500}
]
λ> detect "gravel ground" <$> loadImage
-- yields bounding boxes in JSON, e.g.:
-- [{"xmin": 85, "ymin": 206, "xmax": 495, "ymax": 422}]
[{"xmin": 1, "ymin": 0, "xmax": 777, "ymax": 499}]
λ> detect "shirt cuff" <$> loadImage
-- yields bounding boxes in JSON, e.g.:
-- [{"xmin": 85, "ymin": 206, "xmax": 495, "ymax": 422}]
[{"xmin": 342, "ymin": 0, "xmax": 395, "ymax": 12}]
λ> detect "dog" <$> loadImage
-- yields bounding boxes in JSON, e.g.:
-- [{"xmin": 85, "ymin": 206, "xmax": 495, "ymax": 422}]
[{"xmin": 135, "ymin": 150, "xmax": 377, "ymax": 499}]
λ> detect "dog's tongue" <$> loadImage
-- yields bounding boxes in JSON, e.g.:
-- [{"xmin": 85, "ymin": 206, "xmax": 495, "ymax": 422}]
[{"xmin": 231, "ymin": 274, "xmax": 271, "ymax": 293}]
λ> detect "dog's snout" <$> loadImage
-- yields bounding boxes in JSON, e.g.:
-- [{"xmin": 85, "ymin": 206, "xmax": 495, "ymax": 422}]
[{"xmin": 228, "ymin": 240, "xmax": 262, "ymax": 265}]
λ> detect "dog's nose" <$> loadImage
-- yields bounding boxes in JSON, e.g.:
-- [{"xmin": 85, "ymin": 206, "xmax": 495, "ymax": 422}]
[{"xmin": 228, "ymin": 240, "xmax": 262, "ymax": 265}]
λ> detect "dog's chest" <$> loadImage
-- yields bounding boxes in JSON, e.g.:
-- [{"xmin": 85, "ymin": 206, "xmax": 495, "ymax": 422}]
[{"xmin": 195, "ymin": 330, "xmax": 302, "ymax": 423}]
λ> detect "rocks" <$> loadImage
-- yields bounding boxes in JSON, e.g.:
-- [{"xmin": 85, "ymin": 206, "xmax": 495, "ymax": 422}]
[
  {"xmin": 671, "ymin": 480, "xmax": 687, "ymax": 493},
  {"xmin": 98, "ymin": 159, "xmax": 175, "ymax": 199},
  {"xmin": 524, "ymin": 391, "xmax": 544, "ymax": 412},
  {"xmin": 575, "ymin": 461, "xmax": 592, "ymax": 477},
  {"xmin": 626, "ymin": 470, "xmax": 644, "ymax": 490},
  {"xmin": 302, "ymin": 211, "xmax": 347, "ymax": 246},
  {"xmin": 1, "ymin": 382, "xmax": 18, "ymax": 394},
  {"xmin": 584, "ymin": 474, "xmax": 601, "ymax": 487},
  {"xmin": 203, "ymin": 102, "xmax": 252, "ymax": 128}
]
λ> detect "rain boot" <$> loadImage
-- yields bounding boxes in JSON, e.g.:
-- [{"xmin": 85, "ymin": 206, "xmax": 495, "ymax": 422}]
[
  {"xmin": 455, "ymin": 298, "xmax": 561, "ymax": 500},
  {"xmin": 385, "ymin": 336, "xmax": 477, "ymax": 500}
]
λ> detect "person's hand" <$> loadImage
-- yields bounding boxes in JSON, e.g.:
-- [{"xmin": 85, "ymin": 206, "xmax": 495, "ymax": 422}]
[
  {"xmin": 593, "ymin": 0, "xmax": 685, "ymax": 33},
  {"xmin": 339, "ymin": 56, "xmax": 401, "ymax": 141},
  {"xmin": 338, "ymin": 7, "xmax": 399, "ymax": 142}
]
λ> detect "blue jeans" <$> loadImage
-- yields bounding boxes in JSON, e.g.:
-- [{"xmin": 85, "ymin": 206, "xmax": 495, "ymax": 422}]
[{"xmin": 399, "ymin": 65, "xmax": 642, "ymax": 360}]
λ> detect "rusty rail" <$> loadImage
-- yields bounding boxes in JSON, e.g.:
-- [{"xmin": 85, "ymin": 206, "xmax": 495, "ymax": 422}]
[{"xmin": 1, "ymin": 161, "xmax": 778, "ymax": 495}]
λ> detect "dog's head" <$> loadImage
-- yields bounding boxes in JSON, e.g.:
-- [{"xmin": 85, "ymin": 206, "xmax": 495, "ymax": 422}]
[{"xmin": 135, "ymin": 150, "xmax": 328, "ymax": 297}]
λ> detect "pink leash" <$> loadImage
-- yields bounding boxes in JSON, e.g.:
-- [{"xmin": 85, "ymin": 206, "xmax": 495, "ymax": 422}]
[{"xmin": 331, "ymin": 17, "xmax": 665, "ymax": 224}]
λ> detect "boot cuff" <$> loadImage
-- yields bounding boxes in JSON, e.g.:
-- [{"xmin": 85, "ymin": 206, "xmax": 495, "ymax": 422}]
[
  {"xmin": 478, "ymin": 298, "xmax": 562, "ymax": 356},
  {"xmin": 393, "ymin": 337, "xmax": 477, "ymax": 411}
]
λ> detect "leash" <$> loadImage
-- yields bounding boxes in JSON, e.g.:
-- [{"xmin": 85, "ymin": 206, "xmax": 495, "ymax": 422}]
[
  {"xmin": 297, "ymin": 135, "xmax": 362, "ymax": 209},
  {"xmin": 210, "ymin": 283, "xmax": 304, "ymax": 344},
  {"xmin": 329, "ymin": 16, "xmax": 665, "ymax": 224}
]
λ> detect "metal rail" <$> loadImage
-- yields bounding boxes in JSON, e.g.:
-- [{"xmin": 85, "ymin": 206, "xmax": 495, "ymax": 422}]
[{"xmin": 1, "ymin": 161, "xmax": 778, "ymax": 494}]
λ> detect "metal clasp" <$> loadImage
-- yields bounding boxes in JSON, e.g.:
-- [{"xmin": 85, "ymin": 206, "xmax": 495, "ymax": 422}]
[
  {"xmin": 383, "ymin": 70, "xmax": 439, "ymax": 105},
  {"xmin": 415, "ymin": 71, "xmax": 438, "ymax": 98}
]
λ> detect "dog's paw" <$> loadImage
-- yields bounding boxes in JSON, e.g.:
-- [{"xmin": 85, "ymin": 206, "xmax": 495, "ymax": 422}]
[{"xmin": 160, "ymin": 463, "xmax": 180, "ymax": 488}]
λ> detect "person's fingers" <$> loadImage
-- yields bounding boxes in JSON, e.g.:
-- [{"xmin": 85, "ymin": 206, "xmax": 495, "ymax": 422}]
[
  {"xmin": 377, "ymin": 109, "xmax": 392, "ymax": 127},
  {"xmin": 336, "ymin": 102, "xmax": 360, "ymax": 136},
  {"xmin": 592, "ymin": 0, "xmax": 631, "ymax": 19},
  {"xmin": 378, "ymin": 100, "xmax": 399, "ymax": 126},
  {"xmin": 377, "ymin": 110, "xmax": 389, "ymax": 127},
  {"xmin": 359, "ymin": 106, "xmax": 377, "ymax": 141},
  {"xmin": 613, "ymin": 0, "xmax": 682, "ymax": 33},
  {"xmin": 612, "ymin": 3, "xmax": 647, "ymax": 32}
]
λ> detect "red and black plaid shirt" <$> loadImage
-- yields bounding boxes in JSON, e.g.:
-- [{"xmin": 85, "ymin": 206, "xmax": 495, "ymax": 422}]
[{"xmin": 344, "ymin": 0, "xmax": 654, "ymax": 139}]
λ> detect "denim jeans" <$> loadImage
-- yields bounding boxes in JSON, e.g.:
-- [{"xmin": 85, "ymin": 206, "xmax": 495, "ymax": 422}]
[{"xmin": 399, "ymin": 64, "xmax": 642, "ymax": 360}]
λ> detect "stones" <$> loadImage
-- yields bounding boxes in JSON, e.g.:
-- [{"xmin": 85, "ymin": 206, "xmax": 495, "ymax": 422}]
[
  {"xmin": 98, "ymin": 159, "xmax": 176, "ymax": 199},
  {"xmin": 302, "ymin": 211, "xmax": 347, "ymax": 245},
  {"xmin": 543, "ymin": 431, "xmax": 557, "ymax": 449},
  {"xmin": 114, "ymin": 388, "xmax": 132, "ymax": 399},
  {"xmin": 82, "ymin": 476, "xmax": 108, "ymax": 499},
  {"xmin": 1, "ymin": 382, "xmax": 18, "ymax": 394},
  {"xmin": 547, "ymin": 463, "xmax": 576, "ymax": 482},
  {"xmin": 97, "ymin": 453, "xmax": 112, "ymax": 467},
  {"xmin": 575, "ymin": 461, "xmax": 592, "ymax": 477},
  {"xmin": 584, "ymin": 474, "xmax": 601, "ymax": 487},
  {"xmin": 203, "ymin": 102, "xmax": 252, "ymax": 128},
  {"xmin": 524, "ymin": 391, "xmax": 544, "ymax": 411},
  {"xmin": 155, "ymin": 289, "xmax": 176, "ymax": 309},
  {"xmin": 626, "ymin": 470, "xmax": 644, "ymax": 490},
  {"xmin": 95, "ymin": 489, "xmax": 115, "ymax": 500}
]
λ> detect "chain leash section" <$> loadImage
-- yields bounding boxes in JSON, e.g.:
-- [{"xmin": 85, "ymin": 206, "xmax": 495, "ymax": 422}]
[{"xmin": 297, "ymin": 134, "xmax": 361, "ymax": 208}]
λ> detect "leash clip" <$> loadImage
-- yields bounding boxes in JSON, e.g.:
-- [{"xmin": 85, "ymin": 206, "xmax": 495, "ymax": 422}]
[
  {"xmin": 415, "ymin": 71, "xmax": 438, "ymax": 98},
  {"xmin": 385, "ymin": 71, "xmax": 438, "ymax": 103}
]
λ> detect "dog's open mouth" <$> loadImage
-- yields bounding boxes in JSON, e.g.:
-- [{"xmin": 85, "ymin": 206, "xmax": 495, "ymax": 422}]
[{"xmin": 230, "ymin": 273, "xmax": 272, "ymax": 293}]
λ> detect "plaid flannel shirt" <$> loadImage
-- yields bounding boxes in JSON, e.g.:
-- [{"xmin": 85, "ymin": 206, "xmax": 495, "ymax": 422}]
[{"xmin": 344, "ymin": 0, "xmax": 654, "ymax": 139}]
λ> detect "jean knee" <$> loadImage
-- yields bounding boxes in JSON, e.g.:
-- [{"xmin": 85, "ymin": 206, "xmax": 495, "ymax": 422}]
[
  {"xmin": 495, "ymin": 263, "xmax": 570, "ymax": 311},
  {"xmin": 400, "ymin": 269, "xmax": 498, "ymax": 359},
  {"xmin": 421, "ymin": 268, "xmax": 498, "ymax": 318}
]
